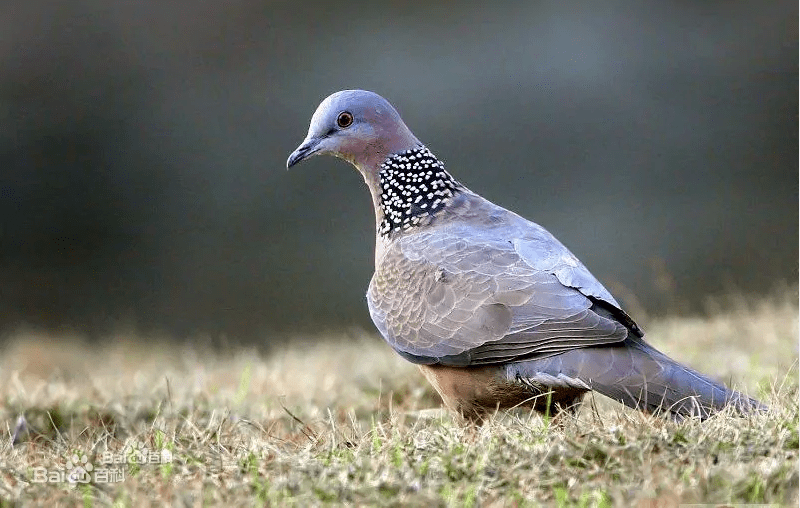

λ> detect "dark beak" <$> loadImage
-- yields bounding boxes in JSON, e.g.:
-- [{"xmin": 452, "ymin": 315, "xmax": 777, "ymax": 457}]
[{"xmin": 286, "ymin": 137, "xmax": 322, "ymax": 169}]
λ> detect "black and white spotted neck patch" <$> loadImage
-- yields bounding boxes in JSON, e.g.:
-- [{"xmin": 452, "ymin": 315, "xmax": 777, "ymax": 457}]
[{"xmin": 377, "ymin": 146, "xmax": 463, "ymax": 237}]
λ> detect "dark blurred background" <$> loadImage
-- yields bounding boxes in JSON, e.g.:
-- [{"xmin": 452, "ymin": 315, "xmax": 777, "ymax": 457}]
[{"xmin": 1, "ymin": 1, "xmax": 796, "ymax": 341}]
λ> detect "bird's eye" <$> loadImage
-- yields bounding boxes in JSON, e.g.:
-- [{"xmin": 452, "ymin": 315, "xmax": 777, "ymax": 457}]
[{"xmin": 337, "ymin": 111, "xmax": 354, "ymax": 128}]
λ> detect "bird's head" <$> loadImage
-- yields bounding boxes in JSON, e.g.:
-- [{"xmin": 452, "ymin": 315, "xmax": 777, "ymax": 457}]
[{"xmin": 287, "ymin": 90, "xmax": 421, "ymax": 173}]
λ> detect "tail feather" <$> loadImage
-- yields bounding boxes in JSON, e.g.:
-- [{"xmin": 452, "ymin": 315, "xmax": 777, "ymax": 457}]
[{"xmin": 510, "ymin": 339, "xmax": 766, "ymax": 419}]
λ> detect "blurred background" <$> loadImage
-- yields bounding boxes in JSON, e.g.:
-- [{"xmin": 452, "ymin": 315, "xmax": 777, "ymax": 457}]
[{"xmin": 0, "ymin": 0, "xmax": 796, "ymax": 342}]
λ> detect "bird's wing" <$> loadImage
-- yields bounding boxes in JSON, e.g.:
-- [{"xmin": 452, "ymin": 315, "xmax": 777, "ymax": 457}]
[{"xmin": 368, "ymin": 213, "xmax": 636, "ymax": 366}]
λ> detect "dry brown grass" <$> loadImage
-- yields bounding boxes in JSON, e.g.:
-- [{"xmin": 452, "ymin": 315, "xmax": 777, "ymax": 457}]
[{"xmin": 0, "ymin": 288, "xmax": 797, "ymax": 506}]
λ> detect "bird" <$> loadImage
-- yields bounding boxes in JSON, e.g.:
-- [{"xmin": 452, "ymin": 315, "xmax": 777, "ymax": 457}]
[{"xmin": 286, "ymin": 90, "xmax": 764, "ymax": 421}]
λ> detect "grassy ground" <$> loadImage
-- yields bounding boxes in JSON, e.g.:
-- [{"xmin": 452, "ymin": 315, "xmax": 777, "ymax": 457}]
[{"xmin": 0, "ymin": 289, "xmax": 797, "ymax": 507}]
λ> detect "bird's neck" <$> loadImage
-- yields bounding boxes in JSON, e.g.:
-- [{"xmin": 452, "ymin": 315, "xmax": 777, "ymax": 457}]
[{"xmin": 372, "ymin": 146, "xmax": 463, "ymax": 238}]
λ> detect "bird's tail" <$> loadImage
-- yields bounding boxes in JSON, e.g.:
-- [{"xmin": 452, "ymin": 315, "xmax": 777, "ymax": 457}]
[{"xmin": 510, "ymin": 339, "xmax": 766, "ymax": 419}]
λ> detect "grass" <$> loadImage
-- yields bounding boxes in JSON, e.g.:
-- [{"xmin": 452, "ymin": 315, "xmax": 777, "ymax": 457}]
[{"xmin": 0, "ymin": 288, "xmax": 797, "ymax": 506}]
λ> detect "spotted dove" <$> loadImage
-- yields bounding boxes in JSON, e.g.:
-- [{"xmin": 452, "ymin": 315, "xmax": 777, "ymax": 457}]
[{"xmin": 287, "ymin": 90, "xmax": 764, "ymax": 420}]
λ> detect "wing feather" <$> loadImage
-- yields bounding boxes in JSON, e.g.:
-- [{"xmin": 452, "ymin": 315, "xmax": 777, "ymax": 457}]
[{"xmin": 367, "ymin": 193, "xmax": 635, "ymax": 366}]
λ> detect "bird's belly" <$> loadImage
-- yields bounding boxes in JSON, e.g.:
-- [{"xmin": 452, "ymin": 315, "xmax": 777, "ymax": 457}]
[{"xmin": 417, "ymin": 364, "xmax": 586, "ymax": 421}]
